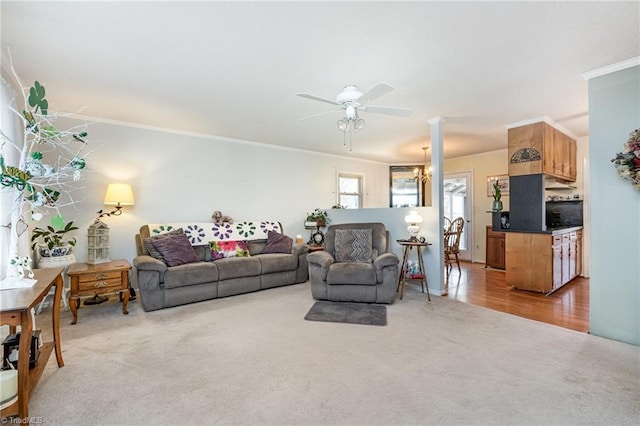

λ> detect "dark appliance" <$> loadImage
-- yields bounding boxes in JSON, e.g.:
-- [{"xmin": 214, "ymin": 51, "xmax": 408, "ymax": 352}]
[
  {"xmin": 545, "ymin": 200, "xmax": 583, "ymax": 230},
  {"xmin": 509, "ymin": 174, "xmax": 545, "ymax": 231}
]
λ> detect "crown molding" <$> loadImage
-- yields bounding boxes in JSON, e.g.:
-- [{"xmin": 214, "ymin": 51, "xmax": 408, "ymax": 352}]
[
  {"xmin": 64, "ymin": 112, "xmax": 389, "ymax": 165},
  {"xmin": 582, "ymin": 57, "xmax": 640, "ymax": 80}
]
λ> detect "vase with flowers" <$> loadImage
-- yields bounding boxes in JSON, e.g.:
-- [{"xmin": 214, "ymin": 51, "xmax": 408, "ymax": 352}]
[{"xmin": 491, "ymin": 182, "xmax": 503, "ymax": 211}]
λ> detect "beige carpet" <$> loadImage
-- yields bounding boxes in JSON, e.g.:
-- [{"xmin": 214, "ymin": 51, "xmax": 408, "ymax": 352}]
[{"xmin": 23, "ymin": 282, "xmax": 640, "ymax": 425}]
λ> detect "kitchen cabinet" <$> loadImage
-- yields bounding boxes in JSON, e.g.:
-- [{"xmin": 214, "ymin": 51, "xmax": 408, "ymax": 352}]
[
  {"xmin": 508, "ymin": 121, "xmax": 576, "ymax": 182},
  {"xmin": 485, "ymin": 226, "xmax": 505, "ymax": 269},
  {"xmin": 505, "ymin": 227, "xmax": 582, "ymax": 294},
  {"xmin": 574, "ymin": 230, "xmax": 582, "ymax": 277}
]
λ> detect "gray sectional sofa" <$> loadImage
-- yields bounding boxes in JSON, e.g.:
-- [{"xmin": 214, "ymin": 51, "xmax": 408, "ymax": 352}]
[{"xmin": 133, "ymin": 221, "xmax": 308, "ymax": 311}]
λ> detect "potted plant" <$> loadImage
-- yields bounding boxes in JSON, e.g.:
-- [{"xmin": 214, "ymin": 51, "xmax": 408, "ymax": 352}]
[
  {"xmin": 492, "ymin": 182, "xmax": 503, "ymax": 212},
  {"xmin": 305, "ymin": 208, "xmax": 329, "ymax": 227},
  {"xmin": 31, "ymin": 221, "xmax": 79, "ymax": 258}
]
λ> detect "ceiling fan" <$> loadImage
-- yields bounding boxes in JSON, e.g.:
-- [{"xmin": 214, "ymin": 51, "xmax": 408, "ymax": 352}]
[{"xmin": 297, "ymin": 82, "xmax": 412, "ymax": 128}]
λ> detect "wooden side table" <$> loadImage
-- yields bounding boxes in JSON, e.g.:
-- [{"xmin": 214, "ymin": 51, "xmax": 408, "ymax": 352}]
[
  {"xmin": 66, "ymin": 259, "xmax": 132, "ymax": 324},
  {"xmin": 0, "ymin": 268, "xmax": 65, "ymax": 420},
  {"xmin": 396, "ymin": 240, "xmax": 432, "ymax": 301}
]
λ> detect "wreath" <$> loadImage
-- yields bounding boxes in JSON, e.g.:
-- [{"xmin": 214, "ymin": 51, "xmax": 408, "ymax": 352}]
[{"xmin": 611, "ymin": 129, "xmax": 640, "ymax": 190}]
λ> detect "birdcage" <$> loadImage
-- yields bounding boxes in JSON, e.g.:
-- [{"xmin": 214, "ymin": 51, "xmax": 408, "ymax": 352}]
[{"xmin": 87, "ymin": 220, "xmax": 110, "ymax": 264}]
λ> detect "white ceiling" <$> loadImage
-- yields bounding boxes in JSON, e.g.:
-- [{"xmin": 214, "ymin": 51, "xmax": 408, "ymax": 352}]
[{"xmin": 2, "ymin": 1, "xmax": 639, "ymax": 163}]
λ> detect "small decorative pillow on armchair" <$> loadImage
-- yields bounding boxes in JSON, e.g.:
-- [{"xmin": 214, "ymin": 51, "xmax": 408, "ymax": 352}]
[{"xmin": 334, "ymin": 228, "xmax": 373, "ymax": 263}]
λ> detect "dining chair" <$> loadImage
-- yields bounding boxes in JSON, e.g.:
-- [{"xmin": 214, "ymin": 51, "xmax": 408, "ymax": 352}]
[
  {"xmin": 444, "ymin": 217, "xmax": 464, "ymax": 277},
  {"xmin": 443, "ymin": 216, "xmax": 452, "ymax": 232}
]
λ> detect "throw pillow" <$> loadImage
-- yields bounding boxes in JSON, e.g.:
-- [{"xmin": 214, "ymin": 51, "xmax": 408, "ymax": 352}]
[
  {"xmin": 150, "ymin": 232, "xmax": 199, "ymax": 267},
  {"xmin": 143, "ymin": 228, "xmax": 185, "ymax": 260},
  {"xmin": 262, "ymin": 230, "xmax": 293, "ymax": 254},
  {"xmin": 210, "ymin": 240, "xmax": 251, "ymax": 260},
  {"xmin": 334, "ymin": 228, "xmax": 373, "ymax": 263}
]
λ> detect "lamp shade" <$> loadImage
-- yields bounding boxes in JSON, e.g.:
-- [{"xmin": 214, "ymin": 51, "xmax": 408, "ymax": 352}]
[
  {"xmin": 404, "ymin": 211, "xmax": 423, "ymax": 225},
  {"xmin": 104, "ymin": 183, "xmax": 135, "ymax": 206}
]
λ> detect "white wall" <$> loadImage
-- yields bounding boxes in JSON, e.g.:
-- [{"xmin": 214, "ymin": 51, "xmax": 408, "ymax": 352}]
[
  {"xmin": 444, "ymin": 149, "xmax": 509, "ymax": 263},
  {"xmin": 52, "ymin": 118, "xmax": 390, "ymax": 272},
  {"xmin": 587, "ymin": 64, "xmax": 639, "ymax": 346}
]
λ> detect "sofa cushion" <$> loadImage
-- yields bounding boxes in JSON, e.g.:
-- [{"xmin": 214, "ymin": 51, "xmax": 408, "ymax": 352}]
[
  {"xmin": 327, "ymin": 262, "xmax": 377, "ymax": 285},
  {"xmin": 163, "ymin": 262, "xmax": 219, "ymax": 289},
  {"xmin": 193, "ymin": 245, "xmax": 212, "ymax": 262},
  {"xmin": 259, "ymin": 253, "xmax": 297, "ymax": 274},
  {"xmin": 151, "ymin": 233, "xmax": 199, "ymax": 267},
  {"xmin": 334, "ymin": 228, "xmax": 373, "ymax": 263},
  {"xmin": 248, "ymin": 239, "xmax": 267, "ymax": 255},
  {"xmin": 216, "ymin": 256, "xmax": 261, "ymax": 280},
  {"xmin": 210, "ymin": 240, "xmax": 251, "ymax": 260},
  {"xmin": 144, "ymin": 228, "xmax": 185, "ymax": 261},
  {"xmin": 262, "ymin": 230, "xmax": 293, "ymax": 254}
]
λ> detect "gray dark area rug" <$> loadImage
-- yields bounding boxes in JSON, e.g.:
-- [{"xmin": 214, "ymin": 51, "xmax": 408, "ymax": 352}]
[{"xmin": 304, "ymin": 301, "xmax": 387, "ymax": 326}]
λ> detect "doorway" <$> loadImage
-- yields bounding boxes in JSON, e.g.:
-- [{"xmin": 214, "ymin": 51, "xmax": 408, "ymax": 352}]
[{"xmin": 443, "ymin": 171, "xmax": 473, "ymax": 261}]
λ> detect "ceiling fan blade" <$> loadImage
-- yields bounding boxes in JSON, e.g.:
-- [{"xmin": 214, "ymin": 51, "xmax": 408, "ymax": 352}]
[
  {"xmin": 297, "ymin": 93, "xmax": 339, "ymax": 106},
  {"xmin": 357, "ymin": 82, "xmax": 394, "ymax": 105},
  {"xmin": 363, "ymin": 105, "xmax": 413, "ymax": 117},
  {"xmin": 298, "ymin": 108, "xmax": 343, "ymax": 121}
]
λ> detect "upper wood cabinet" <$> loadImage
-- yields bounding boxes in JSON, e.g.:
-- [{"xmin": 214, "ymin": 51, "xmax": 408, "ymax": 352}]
[{"xmin": 508, "ymin": 122, "xmax": 577, "ymax": 181}]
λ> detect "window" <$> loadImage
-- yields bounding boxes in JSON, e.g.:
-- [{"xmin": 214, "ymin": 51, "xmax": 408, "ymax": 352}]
[{"xmin": 337, "ymin": 173, "xmax": 363, "ymax": 208}]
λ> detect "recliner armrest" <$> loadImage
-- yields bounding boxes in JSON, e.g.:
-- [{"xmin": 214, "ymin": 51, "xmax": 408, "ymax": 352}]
[
  {"xmin": 307, "ymin": 251, "xmax": 334, "ymax": 282},
  {"xmin": 373, "ymin": 252, "xmax": 399, "ymax": 269},
  {"xmin": 307, "ymin": 251, "xmax": 334, "ymax": 267},
  {"xmin": 373, "ymin": 252, "xmax": 399, "ymax": 282},
  {"xmin": 133, "ymin": 255, "xmax": 168, "ymax": 273}
]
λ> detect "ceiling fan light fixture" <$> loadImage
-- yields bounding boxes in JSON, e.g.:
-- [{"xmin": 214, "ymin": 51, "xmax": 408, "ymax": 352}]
[
  {"xmin": 297, "ymin": 82, "xmax": 411, "ymax": 150},
  {"xmin": 344, "ymin": 105, "xmax": 358, "ymax": 119}
]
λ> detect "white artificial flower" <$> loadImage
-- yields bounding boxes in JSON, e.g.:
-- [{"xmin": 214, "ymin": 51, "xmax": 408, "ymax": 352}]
[{"xmin": 24, "ymin": 159, "xmax": 45, "ymax": 177}]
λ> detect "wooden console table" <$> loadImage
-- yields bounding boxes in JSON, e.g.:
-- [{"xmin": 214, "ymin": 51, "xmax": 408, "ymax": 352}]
[
  {"xmin": 0, "ymin": 268, "xmax": 65, "ymax": 420},
  {"xmin": 67, "ymin": 259, "xmax": 131, "ymax": 324}
]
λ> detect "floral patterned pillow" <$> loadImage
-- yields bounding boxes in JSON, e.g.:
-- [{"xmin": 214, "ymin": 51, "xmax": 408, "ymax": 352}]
[{"xmin": 209, "ymin": 240, "xmax": 251, "ymax": 260}]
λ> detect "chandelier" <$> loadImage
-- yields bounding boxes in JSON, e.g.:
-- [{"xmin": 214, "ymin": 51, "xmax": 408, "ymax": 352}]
[
  {"xmin": 336, "ymin": 105, "xmax": 365, "ymax": 152},
  {"xmin": 414, "ymin": 146, "xmax": 432, "ymax": 183}
]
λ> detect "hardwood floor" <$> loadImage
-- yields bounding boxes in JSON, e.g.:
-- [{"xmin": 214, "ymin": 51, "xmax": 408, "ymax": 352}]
[{"xmin": 443, "ymin": 261, "xmax": 589, "ymax": 333}]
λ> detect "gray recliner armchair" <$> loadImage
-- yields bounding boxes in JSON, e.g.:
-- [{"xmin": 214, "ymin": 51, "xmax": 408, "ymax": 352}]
[{"xmin": 307, "ymin": 222, "xmax": 399, "ymax": 304}]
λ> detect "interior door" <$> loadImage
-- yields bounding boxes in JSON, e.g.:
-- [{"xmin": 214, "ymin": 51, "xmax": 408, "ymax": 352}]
[{"xmin": 443, "ymin": 171, "xmax": 473, "ymax": 261}]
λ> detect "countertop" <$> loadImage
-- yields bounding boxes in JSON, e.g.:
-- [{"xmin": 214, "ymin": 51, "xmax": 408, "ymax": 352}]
[{"xmin": 494, "ymin": 226, "xmax": 583, "ymax": 235}]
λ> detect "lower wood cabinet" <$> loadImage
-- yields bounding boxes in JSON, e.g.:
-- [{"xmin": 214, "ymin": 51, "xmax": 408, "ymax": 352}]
[
  {"xmin": 486, "ymin": 226, "xmax": 505, "ymax": 269},
  {"xmin": 506, "ymin": 228, "xmax": 582, "ymax": 294}
]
